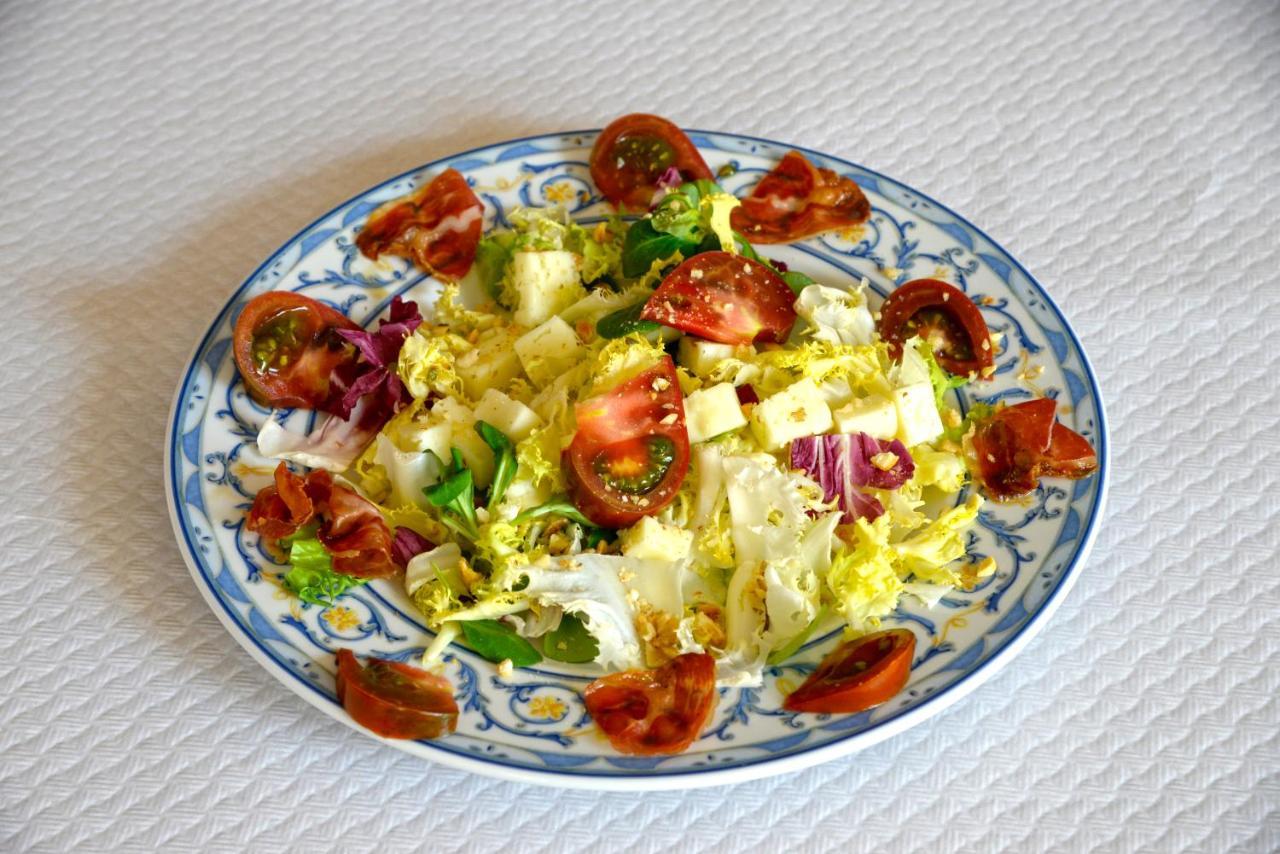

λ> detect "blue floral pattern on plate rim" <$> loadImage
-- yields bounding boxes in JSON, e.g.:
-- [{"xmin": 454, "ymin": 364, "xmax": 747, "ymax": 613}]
[{"xmin": 164, "ymin": 129, "xmax": 1109, "ymax": 790}]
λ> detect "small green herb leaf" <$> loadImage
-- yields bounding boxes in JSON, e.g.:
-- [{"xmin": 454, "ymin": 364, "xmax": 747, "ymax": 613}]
[
  {"xmin": 513, "ymin": 496, "xmax": 599, "ymax": 529},
  {"xmin": 475, "ymin": 420, "xmax": 516, "ymax": 508},
  {"xmin": 459, "ymin": 619, "xmax": 542, "ymax": 667},
  {"xmin": 621, "ymin": 219, "xmax": 696, "ymax": 278},
  {"xmin": 781, "ymin": 270, "xmax": 816, "ymax": 295}
]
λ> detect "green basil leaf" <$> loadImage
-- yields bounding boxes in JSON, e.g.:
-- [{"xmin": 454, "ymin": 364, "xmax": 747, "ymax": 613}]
[
  {"xmin": 459, "ymin": 619, "xmax": 542, "ymax": 667},
  {"xmin": 541, "ymin": 613, "xmax": 600, "ymax": 663},
  {"xmin": 596, "ymin": 301, "xmax": 661, "ymax": 339},
  {"xmin": 621, "ymin": 219, "xmax": 694, "ymax": 278}
]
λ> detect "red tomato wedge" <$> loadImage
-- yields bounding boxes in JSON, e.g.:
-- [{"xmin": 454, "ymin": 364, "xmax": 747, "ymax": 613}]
[
  {"xmin": 589, "ymin": 113, "xmax": 713, "ymax": 211},
  {"xmin": 565, "ymin": 357, "xmax": 690, "ymax": 528},
  {"xmin": 335, "ymin": 649, "xmax": 459, "ymax": 740},
  {"xmin": 232, "ymin": 291, "xmax": 361, "ymax": 411},
  {"xmin": 730, "ymin": 150, "xmax": 871, "ymax": 243},
  {"xmin": 246, "ymin": 463, "xmax": 399, "ymax": 578},
  {"xmin": 355, "ymin": 168, "xmax": 483, "ymax": 280},
  {"xmin": 877, "ymin": 278, "xmax": 995, "ymax": 377},
  {"xmin": 783, "ymin": 629, "xmax": 915, "ymax": 714},
  {"xmin": 640, "ymin": 251, "xmax": 798, "ymax": 345},
  {"xmin": 972, "ymin": 399, "xmax": 1098, "ymax": 500},
  {"xmin": 583, "ymin": 652, "xmax": 717, "ymax": 755}
]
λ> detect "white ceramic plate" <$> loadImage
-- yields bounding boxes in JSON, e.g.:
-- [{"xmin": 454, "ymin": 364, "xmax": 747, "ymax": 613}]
[{"xmin": 165, "ymin": 129, "xmax": 1108, "ymax": 789}]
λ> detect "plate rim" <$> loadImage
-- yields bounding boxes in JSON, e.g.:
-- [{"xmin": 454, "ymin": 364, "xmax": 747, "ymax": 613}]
[{"xmin": 164, "ymin": 126, "xmax": 1110, "ymax": 790}]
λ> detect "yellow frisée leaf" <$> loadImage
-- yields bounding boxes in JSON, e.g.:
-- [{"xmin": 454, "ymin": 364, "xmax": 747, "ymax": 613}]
[
  {"xmin": 703, "ymin": 191, "xmax": 742, "ymax": 253},
  {"xmin": 894, "ymin": 494, "xmax": 983, "ymax": 585},
  {"xmin": 826, "ymin": 516, "xmax": 905, "ymax": 633},
  {"xmin": 584, "ymin": 334, "xmax": 667, "ymax": 396},
  {"xmin": 398, "ymin": 328, "xmax": 469, "ymax": 400}
]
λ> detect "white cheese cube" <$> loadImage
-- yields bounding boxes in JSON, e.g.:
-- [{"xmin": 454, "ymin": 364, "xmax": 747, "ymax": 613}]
[
  {"xmin": 833, "ymin": 394, "xmax": 898, "ymax": 440},
  {"xmin": 677, "ymin": 337, "xmax": 753, "ymax": 378},
  {"xmin": 892, "ymin": 382, "xmax": 945, "ymax": 447},
  {"xmin": 619, "ymin": 516, "xmax": 694, "ymax": 562},
  {"xmin": 510, "ymin": 250, "xmax": 586, "ymax": 328},
  {"xmin": 684, "ymin": 382, "xmax": 748, "ymax": 443},
  {"xmin": 514, "ymin": 316, "xmax": 585, "ymax": 387},
  {"xmin": 473, "ymin": 388, "xmax": 543, "ymax": 442},
  {"xmin": 749, "ymin": 378, "xmax": 833, "ymax": 451},
  {"xmin": 456, "ymin": 329, "xmax": 522, "ymax": 401},
  {"xmin": 431, "ymin": 398, "xmax": 493, "ymax": 488}
]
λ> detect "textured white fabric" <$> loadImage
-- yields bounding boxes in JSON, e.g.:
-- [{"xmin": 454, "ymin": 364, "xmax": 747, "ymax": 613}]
[{"xmin": 1, "ymin": 0, "xmax": 1277, "ymax": 850}]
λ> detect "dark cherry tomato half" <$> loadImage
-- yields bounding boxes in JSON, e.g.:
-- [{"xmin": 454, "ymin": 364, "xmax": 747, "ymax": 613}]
[
  {"xmin": 877, "ymin": 278, "xmax": 995, "ymax": 377},
  {"xmin": 971, "ymin": 399, "xmax": 1098, "ymax": 500},
  {"xmin": 356, "ymin": 167, "xmax": 484, "ymax": 280},
  {"xmin": 589, "ymin": 114, "xmax": 713, "ymax": 211},
  {"xmin": 730, "ymin": 150, "xmax": 871, "ymax": 243},
  {"xmin": 783, "ymin": 628, "xmax": 916, "ymax": 714},
  {"xmin": 232, "ymin": 291, "xmax": 360, "ymax": 411},
  {"xmin": 335, "ymin": 649, "xmax": 459, "ymax": 740},
  {"xmin": 565, "ymin": 357, "xmax": 690, "ymax": 528},
  {"xmin": 583, "ymin": 652, "xmax": 717, "ymax": 755},
  {"xmin": 640, "ymin": 251, "xmax": 798, "ymax": 345}
]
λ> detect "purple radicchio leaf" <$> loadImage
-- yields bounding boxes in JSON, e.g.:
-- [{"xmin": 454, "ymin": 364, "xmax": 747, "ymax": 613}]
[
  {"xmin": 790, "ymin": 432, "xmax": 916, "ymax": 524},
  {"xmin": 391, "ymin": 526, "xmax": 435, "ymax": 569}
]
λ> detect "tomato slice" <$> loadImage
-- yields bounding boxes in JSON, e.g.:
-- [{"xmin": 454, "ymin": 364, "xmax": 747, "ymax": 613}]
[
  {"xmin": 783, "ymin": 628, "xmax": 915, "ymax": 714},
  {"xmin": 355, "ymin": 168, "xmax": 483, "ymax": 280},
  {"xmin": 589, "ymin": 114, "xmax": 714, "ymax": 211},
  {"xmin": 232, "ymin": 291, "xmax": 361, "ymax": 411},
  {"xmin": 335, "ymin": 649, "xmax": 458, "ymax": 740},
  {"xmin": 877, "ymin": 278, "xmax": 995, "ymax": 377},
  {"xmin": 565, "ymin": 357, "xmax": 690, "ymax": 528},
  {"xmin": 971, "ymin": 399, "xmax": 1098, "ymax": 500},
  {"xmin": 729, "ymin": 150, "xmax": 871, "ymax": 243},
  {"xmin": 639, "ymin": 251, "xmax": 798, "ymax": 345},
  {"xmin": 582, "ymin": 652, "xmax": 717, "ymax": 755}
]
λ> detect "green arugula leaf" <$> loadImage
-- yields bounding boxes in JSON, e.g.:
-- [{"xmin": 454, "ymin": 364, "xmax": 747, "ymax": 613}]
[
  {"xmin": 475, "ymin": 420, "xmax": 516, "ymax": 508},
  {"xmin": 281, "ymin": 536, "xmax": 367, "ymax": 608},
  {"xmin": 541, "ymin": 613, "xmax": 599, "ymax": 663},
  {"xmin": 459, "ymin": 619, "xmax": 542, "ymax": 667},
  {"xmin": 596, "ymin": 301, "xmax": 662, "ymax": 339}
]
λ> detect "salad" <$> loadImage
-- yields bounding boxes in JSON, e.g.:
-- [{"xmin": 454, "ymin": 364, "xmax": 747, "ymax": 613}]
[{"xmin": 233, "ymin": 114, "xmax": 1098, "ymax": 755}]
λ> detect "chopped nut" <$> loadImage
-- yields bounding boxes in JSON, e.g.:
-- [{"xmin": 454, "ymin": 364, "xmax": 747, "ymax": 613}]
[
  {"xmin": 659, "ymin": 412, "xmax": 678, "ymax": 425},
  {"xmin": 496, "ymin": 659, "xmax": 514, "ymax": 678},
  {"xmin": 690, "ymin": 268, "xmax": 704, "ymax": 280},
  {"xmin": 870, "ymin": 451, "xmax": 899, "ymax": 471},
  {"xmin": 651, "ymin": 376, "xmax": 671, "ymax": 392}
]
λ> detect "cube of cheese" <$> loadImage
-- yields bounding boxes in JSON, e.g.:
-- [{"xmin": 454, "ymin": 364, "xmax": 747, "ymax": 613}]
[
  {"xmin": 473, "ymin": 388, "xmax": 542, "ymax": 442},
  {"xmin": 892, "ymin": 382, "xmax": 945, "ymax": 447},
  {"xmin": 619, "ymin": 516, "xmax": 694, "ymax": 562},
  {"xmin": 510, "ymin": 250, "xmax": 585, "ymax": 328},
  {"xmin": 677, "ymin": 337, "xmax": 753, "ymax": 378},
  {"xmin": 833, "ymin": 394, "xmax": 898, "ymax": 440},
  {"xmin": 456, "ymin": 329, "xmax": 522, "ymax": 401},
  {"xmin": 749, "ymin": 378, "xmax": 833, "ymax": 451},
  {"xmin": 684, "ymin": 382, "xmax": 747, "ymax": 443},
  {"xmin": 514, "ymin": 316, "xmax": 585, "ymax": 387}
]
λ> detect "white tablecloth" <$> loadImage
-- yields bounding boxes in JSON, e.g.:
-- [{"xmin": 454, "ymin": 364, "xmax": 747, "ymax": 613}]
[{"xmin": 2, "ymin": 0, "xmax": 1277, "ymax": 850}]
